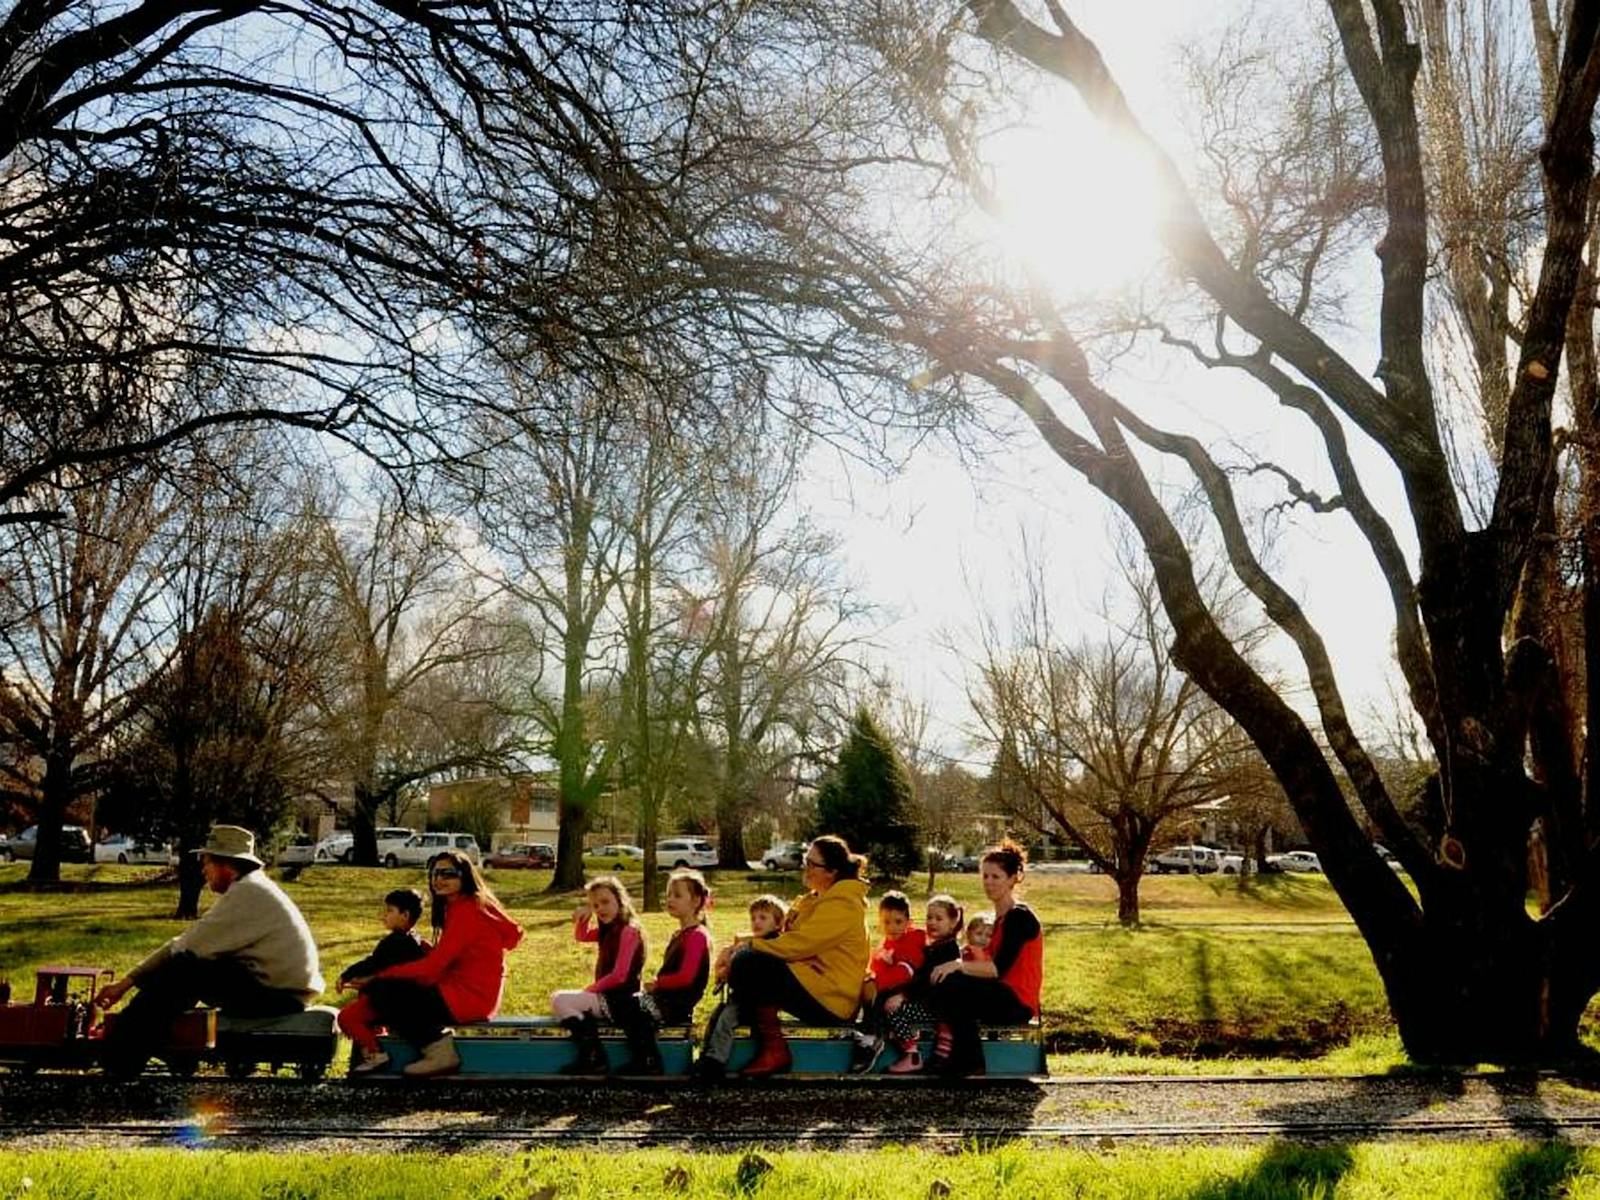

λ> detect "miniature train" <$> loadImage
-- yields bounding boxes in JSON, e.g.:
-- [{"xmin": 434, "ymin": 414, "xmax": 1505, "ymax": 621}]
[
  {"xmin": 0, "ymin": 967, "xmax": 338, "ymax": 1080},
  {"xmin": 0, "ymin": 967, "xmax": 1043, "ymax": 1081}
]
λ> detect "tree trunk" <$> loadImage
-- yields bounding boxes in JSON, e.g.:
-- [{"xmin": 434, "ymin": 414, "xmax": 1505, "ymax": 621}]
[
  {"xmin": 351, "ymin": 792, "xmax": 379, "ymax": 866},
  {"xmin": 1387, "ymin": 906, "xmax": 1585, "ymax": 1062},
  {"xmin": 26, "ymin": 751, "xmax": 71, "ymax": 886},
  {"xmin": 1114, "ymin": 867, "xmax": 1142, "ymax": 927},
  {"xmin": 174, "ymin": 848, "xmax": 205, "ymax": 920}
]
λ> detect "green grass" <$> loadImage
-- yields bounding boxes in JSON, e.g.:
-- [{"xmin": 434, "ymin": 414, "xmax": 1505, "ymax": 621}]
[
  {"xmin": 3, "ymin": 1143, "xmax": 1600, "ymax": 1198},
  {"xmin": 0, "ymin": 862, "xmax": 1591, "ymax": 1066}
]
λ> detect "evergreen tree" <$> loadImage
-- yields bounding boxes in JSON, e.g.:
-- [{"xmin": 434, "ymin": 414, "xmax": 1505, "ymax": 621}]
[{"xmin": 813, "ymin": 707, "xmax": 920, "ymax": 879}]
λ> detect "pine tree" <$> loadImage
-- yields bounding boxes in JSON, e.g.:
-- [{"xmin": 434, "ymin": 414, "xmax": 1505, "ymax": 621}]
[{"xmin": 814, "ymin": 707, "xmax": 920, "ymax": 879}]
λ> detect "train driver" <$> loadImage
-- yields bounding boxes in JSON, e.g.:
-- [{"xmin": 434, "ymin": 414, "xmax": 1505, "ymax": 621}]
[{"xmin": 94, "ymin": 824, "xmax": 324, "ymax": 1075}]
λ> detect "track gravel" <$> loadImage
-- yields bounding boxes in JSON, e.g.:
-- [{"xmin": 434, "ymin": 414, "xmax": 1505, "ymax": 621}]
[{"xmin": 6, "ymin": 1071, "xmax": 1600, "ymax": 1151}]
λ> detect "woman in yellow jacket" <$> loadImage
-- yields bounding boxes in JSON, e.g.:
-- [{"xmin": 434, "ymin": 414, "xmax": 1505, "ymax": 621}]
[{"xmin": 699, "ymin": 834, "xmax": 871, "ymax": 1079}]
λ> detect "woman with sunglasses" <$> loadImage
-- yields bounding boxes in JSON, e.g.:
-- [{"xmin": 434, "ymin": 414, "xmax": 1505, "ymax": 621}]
[
  {"xmin": 696, "ymin": 834, "xmax": 870, "ymax": 1079},
  {"xmin": 348, "ymin": 850, "xmax": 523, "ymax": 1077}
]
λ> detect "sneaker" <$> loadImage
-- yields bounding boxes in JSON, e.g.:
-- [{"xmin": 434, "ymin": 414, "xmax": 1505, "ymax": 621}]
[
  {"xmin": 401, "ymin": 1035, "xmax": 461, "ymax": 1078},
  {"xmin": 887, "ymin": 1050, "xmax": 922, "ymax": 1075},
  {"xmin": 350, "ymin": 1051, "xmax": 391, "ymax": 1075},
  {"xmin": 849, "ymin": 1035, "xmax": 885, "ymax": 1074}
]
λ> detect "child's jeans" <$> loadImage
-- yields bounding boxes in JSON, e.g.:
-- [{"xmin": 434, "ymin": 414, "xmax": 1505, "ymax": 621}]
[{"xmin": 700, "ymin": 999, "xmax": 740, "ymax": 1062}]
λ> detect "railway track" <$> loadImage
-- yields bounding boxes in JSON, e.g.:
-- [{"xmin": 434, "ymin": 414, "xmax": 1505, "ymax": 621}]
[{"xmin": 7, "ymin": 1111, "xmax": 1600, "ymax": 1147}]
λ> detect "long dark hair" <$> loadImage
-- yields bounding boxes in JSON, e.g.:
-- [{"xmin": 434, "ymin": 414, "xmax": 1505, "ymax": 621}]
[
  {"xmin": 808, "ymin": 834, "xmax": 867, "ymax": 882},
  {"xmin": 425, "ymin": 850, "xmax": 502, "ymax": 936}
]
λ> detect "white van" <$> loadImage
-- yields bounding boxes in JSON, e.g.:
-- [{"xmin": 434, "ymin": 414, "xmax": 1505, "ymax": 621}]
[{"xmin": 385, "ymin": 831, "xmax": 481, "ymax": 868}]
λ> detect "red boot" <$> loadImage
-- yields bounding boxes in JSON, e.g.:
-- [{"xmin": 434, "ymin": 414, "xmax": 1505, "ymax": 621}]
[{"xmin": 739, "ymin": 1006, "xmax": 792, "ymax": 1077}]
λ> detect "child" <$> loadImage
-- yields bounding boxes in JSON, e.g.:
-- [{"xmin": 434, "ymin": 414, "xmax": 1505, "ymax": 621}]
[
  {"xmin": 550, "ymin": 876, "xmax": 645, "ymax": 1075},
  {"xmin": 614, "ymin": 870, "xmax": 714, "ymax": 1075},
  {"xmin": 693, "ymin": 894, "xmax": 786, "ymax": 1080},
  {"xmin": 336, "ymin": 888, "xmax": 430, "ymax": 1073},
  {"xmin": 964, "ymin": 911, "xmax": 995, "ymax": 962},
  {"xmin": 878, "ymin": 895, "xmax": 963, "ymax": 1073},
  {"xmin": 851, "ymin": 891, "xmax": 926, "ymax": 1068}
]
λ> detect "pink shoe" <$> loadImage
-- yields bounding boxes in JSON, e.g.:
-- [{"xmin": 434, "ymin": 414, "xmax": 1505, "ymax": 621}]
[{"xmin": 887, "ymin": 1050, "xmax": 922, "ymax": 1074}]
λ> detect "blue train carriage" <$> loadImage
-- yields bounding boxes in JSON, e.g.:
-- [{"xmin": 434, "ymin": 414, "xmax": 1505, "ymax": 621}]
[{"xmin": 364, "ymin": 1017, "xmax": 1045, "ymax": 1079}]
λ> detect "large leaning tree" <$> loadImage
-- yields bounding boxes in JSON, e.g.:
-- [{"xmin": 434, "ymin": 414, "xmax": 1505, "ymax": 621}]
[{"xmin": 667, "ymin": 0, "xmax": 1600, "ymax": 1061}]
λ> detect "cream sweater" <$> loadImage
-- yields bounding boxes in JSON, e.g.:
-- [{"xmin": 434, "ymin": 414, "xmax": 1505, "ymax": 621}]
[{"xmin": 130, "ymin": 870, "xmax": 324, "ymax": 1002}]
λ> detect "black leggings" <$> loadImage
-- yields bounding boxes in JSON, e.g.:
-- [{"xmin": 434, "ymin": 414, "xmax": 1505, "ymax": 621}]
[
  {"xmin": 363, "ymin": 978, "xmax": 456, "ymax": 1048},
  {"xmin": 726, "ymin": 949, "xmax": 843, "ymax": 1027},
  {"xmin": 928, "ymin": 975, "xmax": 1031, "ymax": 1061}
]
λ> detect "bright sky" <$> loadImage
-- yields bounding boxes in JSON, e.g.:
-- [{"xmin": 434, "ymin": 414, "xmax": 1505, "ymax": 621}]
[{"xmin": 801, "ymin": 0, "xmax": 1417, "ymax": 760}]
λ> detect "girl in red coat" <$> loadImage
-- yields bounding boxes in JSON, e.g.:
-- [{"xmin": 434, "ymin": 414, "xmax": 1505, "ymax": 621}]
[{"xmin": 350, "ymin": 850, "xmax": 524, "ymax": 1078}]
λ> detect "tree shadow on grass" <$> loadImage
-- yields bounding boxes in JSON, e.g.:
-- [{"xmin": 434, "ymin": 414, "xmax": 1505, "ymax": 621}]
[
  {"xmin": 1491, "ymin": 1142, "xmax": 1582, "ymax": 1200},
  {"xmin": 1186, "ymin": 1142, "xmax": 1354, "ymax": 1200}
]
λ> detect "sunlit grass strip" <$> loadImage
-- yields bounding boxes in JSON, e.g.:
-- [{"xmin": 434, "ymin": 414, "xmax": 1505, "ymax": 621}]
[{"xmin": 2, "ymin": 1143, "xmax": 1599, "ymax": 1199}]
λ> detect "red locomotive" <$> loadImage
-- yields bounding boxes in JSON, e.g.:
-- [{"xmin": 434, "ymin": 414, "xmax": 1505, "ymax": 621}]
[{"xmin": 0, "ymin": 966, "xmax": 333, "ymax": 1079}]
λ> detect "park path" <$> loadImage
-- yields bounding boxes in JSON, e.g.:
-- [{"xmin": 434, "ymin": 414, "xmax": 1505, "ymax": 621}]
[{"xmin": 4, "ymin": 1072, "xmax": 1600, "ymax": 1150}]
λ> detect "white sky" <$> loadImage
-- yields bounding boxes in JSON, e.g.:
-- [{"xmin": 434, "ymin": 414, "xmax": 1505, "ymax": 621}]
[{"xmin": 800, "ymin": 0, "xmax": 1421, "ymax": 760}]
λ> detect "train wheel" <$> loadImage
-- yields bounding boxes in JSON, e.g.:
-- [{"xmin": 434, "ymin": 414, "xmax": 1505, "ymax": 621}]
[
  {"xmin": 225, "ymin": 1059, "xmax": 255, "ymax": 1079},
  {"xmin": 296, "ymin": 1061, "xmax": 328, "ymax": 1083}
]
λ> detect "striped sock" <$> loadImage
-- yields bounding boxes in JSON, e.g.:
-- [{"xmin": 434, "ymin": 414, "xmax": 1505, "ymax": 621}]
[{"xmin": 933, "ymin": 1023, "xmax": 954, "ymax": 1061}]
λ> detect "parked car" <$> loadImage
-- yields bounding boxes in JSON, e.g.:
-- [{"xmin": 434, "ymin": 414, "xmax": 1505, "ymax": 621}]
[
  {"xmin": 94, "ymin": 835, "xmax": 171, "ymax": 865},
  {"xmin": 760, "ymin": 841, "xmax": 803, "ymax": 871},
  {"xmin": 584, "ymin": 844, "xmax": 644, "ymax": 871},
  {"xmin": 1266, "ymin": 850, "xmax": 1322, "ymax": 873},
  {"xmin": 485, "ymin": 842, "xmax": 556, "ymax": 870},
  {"xmin": 1149, "ymin": 845, "xmax": 1221, "ymax": 874},
  {"xmin": 4, "ymin": 825, "xmax": 93, "ymax": 863},
  {"xmin": 386, "ymin": 831, "xmax": 481, "ymax": 868},
  {"xmin": 656, "ymin": 838, "xmax": 718, "ymax": 869},
  {"xmin": 278, "ymin": 835, "xmax": 319, "ymax": 867},
  {"xmin": 1219, "ymin": 852, "xmax": 1245, "ymax": 875},
  {"xmin": 314, "ymin": 833, "xmax": 353, "ymax": 862},
  {"xmin": 0, "ymin": 833, "xmax": 9, "ymax": 862}
]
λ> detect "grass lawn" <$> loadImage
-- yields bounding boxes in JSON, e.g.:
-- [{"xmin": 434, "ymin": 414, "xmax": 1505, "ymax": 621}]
[
  {"xmin": 3, "ymin": 1143, "xmax": 1600, "ymax": 1198},
  {"xmin": 0, "ymin": 863, "xmax": 1590, "ymax": 1066}
]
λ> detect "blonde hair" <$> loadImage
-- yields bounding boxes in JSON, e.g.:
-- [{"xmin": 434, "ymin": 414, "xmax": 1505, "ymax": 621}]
[
  {"xmin": 748, "ymin": 894, "xmax": 788, "ymax": 926},
  {"xmin": 666, "ymin": 869, "xmax": 712, "ymax": 923},
  {"xmin": 584, "ymin": 875, "xmax": 639, "ymax": 925}
]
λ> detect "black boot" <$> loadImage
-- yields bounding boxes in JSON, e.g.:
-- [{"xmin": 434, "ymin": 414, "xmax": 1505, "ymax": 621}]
[
  {"xmin": 690, "ymin": 1053, "xmax": 727, "ymax": 1084},
  {"xmin": 558, "ymin": 1014, "xmax": 607, "ymax": 1076},
  {"xmin": 616, "ymin": 1012, "xmax": 664, "ymax": 1076}
]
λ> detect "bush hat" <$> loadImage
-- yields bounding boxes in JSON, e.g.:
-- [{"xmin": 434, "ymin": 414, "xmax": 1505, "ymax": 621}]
[{"xmin": 191, "ymin": 824, "xmax": 264, "ymax": 867}]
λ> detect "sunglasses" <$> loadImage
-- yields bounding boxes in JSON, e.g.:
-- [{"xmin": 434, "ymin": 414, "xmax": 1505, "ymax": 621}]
[
  {"xmin": 431, "ymin": 868, "xmax": 461, "ymax": 880},
  {"xmin": 803, "ymin": 857, "xmax": 827, "ymax": 870}
]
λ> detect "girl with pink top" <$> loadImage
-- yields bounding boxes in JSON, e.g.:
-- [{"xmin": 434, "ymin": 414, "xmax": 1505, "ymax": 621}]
[
  {"xmin": 550, "ymin": 875, "xmax": 645, "ymax": 1075},
  {"xmin": 614, "ymin": 870, "xmax": 714, "ymax": 1075}
]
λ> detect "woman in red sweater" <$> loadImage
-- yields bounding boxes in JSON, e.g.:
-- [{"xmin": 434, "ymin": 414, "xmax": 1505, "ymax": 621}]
[
  {"xmin": 351, "ymin": 850, "xmax": 524, "ymax": 1078},
  {"xmin": 925, "ymin": 840, "xmax": 1042, "ymax": 1077}
]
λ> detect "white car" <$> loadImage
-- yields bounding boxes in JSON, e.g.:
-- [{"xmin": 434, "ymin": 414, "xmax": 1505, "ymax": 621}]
[
  {"xmin": 317, "ymin": 827, "xmax": 415, "ymax": 863},
  {"xmin": 1149, "ymin": 845, "xmax": 1220, "ymax": 874},
  {"xmin": 1267, "ymin": 850, "xmax": 1322, "ymax": 873},
  {"xmin": 761, "ymin": 842, "xmax": 803, "ymax": 870},
  {"xmin": 278, "ymin": 835, "xmax": 318, "ymax": 867},
  {"xmin": 385, "ymin": 831, "xmax": 481, "ymax": 868},
  {"xmin": 1219, "ymin": 852, "xmax": 1245, "ymax": 875},
  {"xmin": 656, "ymin": 838, "xmax": 718, "ymax": 869},
  {"xmin": 94, "ymin": 835, "xmax": 171, "ymax": 865}
]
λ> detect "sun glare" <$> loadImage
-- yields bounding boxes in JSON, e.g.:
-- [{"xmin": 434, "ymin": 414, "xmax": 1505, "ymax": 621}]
[{"xmin": 980, "ymin": 100, "xmax": 1165, "ymax": 299}]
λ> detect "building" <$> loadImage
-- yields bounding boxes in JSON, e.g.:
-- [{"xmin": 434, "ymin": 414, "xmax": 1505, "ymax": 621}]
[{"xmin": 427, "ymin": 774, "xmax": 560, "ymax": 847}]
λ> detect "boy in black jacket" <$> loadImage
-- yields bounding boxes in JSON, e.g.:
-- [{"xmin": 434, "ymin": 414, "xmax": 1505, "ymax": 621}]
[{"xmin": 336, "ymin": 888, "xmax": 429, "ymax": 1070}]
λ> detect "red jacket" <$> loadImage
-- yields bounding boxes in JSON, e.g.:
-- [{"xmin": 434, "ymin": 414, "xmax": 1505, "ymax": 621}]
[
  {"xmin": 870, "ymin": 926, "xmax": 927, "ymax": 993},
  {"xmin": 377, "ymin": 895, "xmax": 523, "ymax": 1022}
]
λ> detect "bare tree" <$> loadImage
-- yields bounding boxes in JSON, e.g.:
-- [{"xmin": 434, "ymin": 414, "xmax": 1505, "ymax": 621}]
[
  {"xmin": 315, "ymin": 491, "xmax": 511, "ymax": 865},
  {"xmin": 971, "ymin": 556, "xmax": 1248, "ymax": 925},
  {"xmin": 678, "ymin": 0, "xmax": 1600, "ymax": 1058},
  {"xmin": 0, "ymin": 464, "xmax": 177, "ymax": 883}
]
